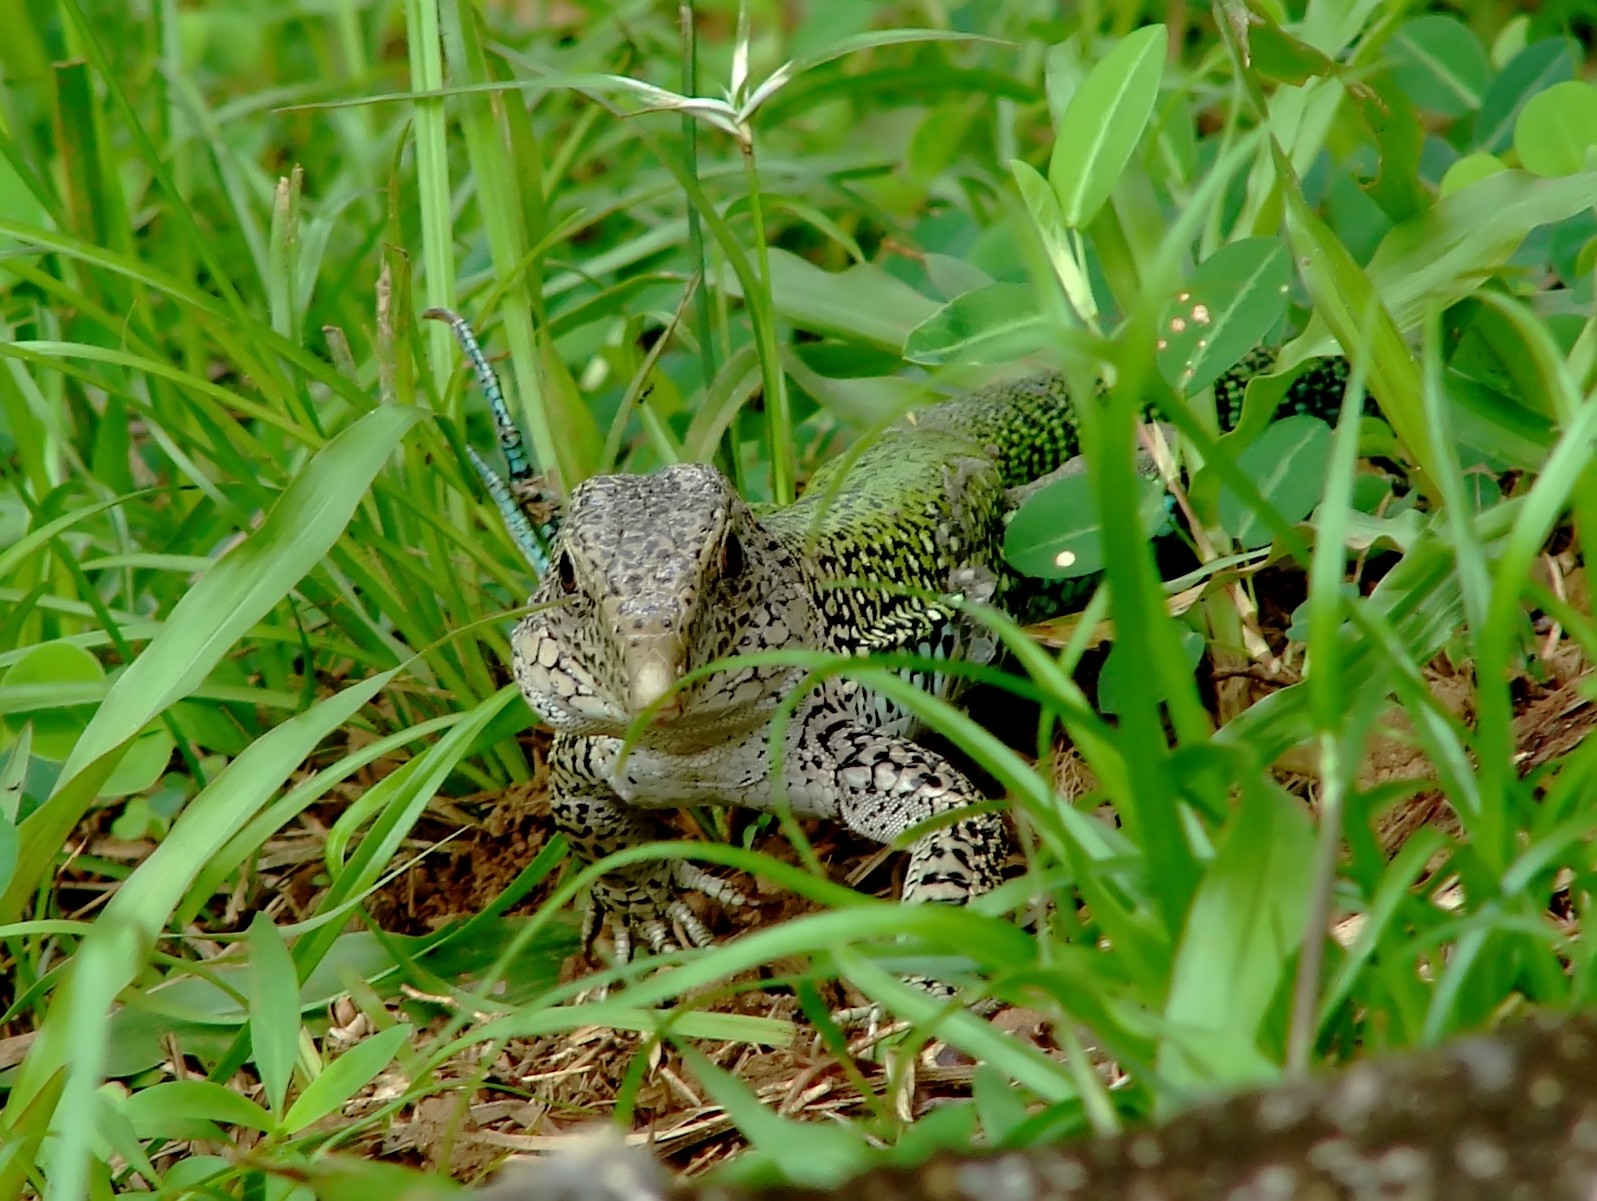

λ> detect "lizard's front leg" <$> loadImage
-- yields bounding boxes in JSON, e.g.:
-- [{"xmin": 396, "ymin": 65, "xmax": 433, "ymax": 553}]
[
  {"xmin": 549, "ymin": 732, "xmax": 746, "ymax": 963},
  {"xmin": 822, "ymin": 720, "xmax": 1010, "ymax": 1007}
]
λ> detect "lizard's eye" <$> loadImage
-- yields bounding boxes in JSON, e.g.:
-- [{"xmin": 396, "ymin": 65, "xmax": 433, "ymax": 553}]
[
  {"xmin": 555, "ymin": 551, "xmax": 577, "ymax": 594},
  {"xmin": 721, "ymin": 530, "xmax": 745, "ymax": 579}
]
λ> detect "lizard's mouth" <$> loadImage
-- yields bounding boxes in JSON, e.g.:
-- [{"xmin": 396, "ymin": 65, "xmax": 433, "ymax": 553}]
[
  {"xmin": 626, "ymin": 660, "xmax": 687, "ymax": 724},
  {"xmin": 639, "ymin": 691, "xmax": 685, "ymax": 725}
]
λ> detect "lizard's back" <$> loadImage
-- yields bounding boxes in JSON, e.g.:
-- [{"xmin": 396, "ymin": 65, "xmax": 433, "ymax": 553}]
[{"xmin": 765, "ymin": 372, "xmax": 1082, "ymax": 654}]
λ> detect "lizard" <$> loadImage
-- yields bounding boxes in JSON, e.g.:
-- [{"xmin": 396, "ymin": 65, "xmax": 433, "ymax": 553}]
[{"xmin": 428, "ymin": 308, "xmax": 1353, "ymax": 993}]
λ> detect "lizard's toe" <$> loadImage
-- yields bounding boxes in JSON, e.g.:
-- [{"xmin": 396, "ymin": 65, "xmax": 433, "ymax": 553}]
[
  {"xmin": 611, "ymin": 922, "xmax": 633, "ymax": 966},
  {"xmin": 830, "ymin": 1002, "xmax": 884, "ymax": 1032},
  {"xmin": 672, "ymin": 862, "xmax": 748, "ymax": 910},
  {"xmin": 580, "ymin": 900, "xmax": 603, "ymax": 955},
  {"xmin": 669, "ymin": 901, "xmax": 716, "ymax": 948},
  {"xmin": 640, "ymin": 919, "xmax": 679, "ymax": 955},
  {"xmin": 583, "ymin": 862, "xmax": 745, "ymax": 966},
  {"xmin": 831, "ymin": 973, "xmax": 995, "ymax": 1033}
]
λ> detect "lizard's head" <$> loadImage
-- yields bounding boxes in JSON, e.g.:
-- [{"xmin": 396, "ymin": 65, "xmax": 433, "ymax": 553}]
[{"xmin": 511, "ymin": 463, "xmax": 808, "ymax": 741}]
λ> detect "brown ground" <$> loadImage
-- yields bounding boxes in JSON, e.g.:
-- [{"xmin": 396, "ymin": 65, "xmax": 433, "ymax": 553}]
[{"xmin": 24, "ymin": 554, "xmax": 1596, "ymax": 1186}]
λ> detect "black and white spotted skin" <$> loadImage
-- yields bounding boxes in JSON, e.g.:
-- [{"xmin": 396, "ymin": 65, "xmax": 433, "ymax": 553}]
[{"xmin": 508, "ymin": 384, "xmax": 1081, "ymax": 975}]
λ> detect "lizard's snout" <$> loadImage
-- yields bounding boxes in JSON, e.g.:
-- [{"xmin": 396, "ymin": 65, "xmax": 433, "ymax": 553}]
[
  {"xmin": 614, "ymin": 601, "xmax": 689, "ymax": 718},
  {"xmin": 627, "ymin": 652, "xmax": 685, "ymax": 717}
]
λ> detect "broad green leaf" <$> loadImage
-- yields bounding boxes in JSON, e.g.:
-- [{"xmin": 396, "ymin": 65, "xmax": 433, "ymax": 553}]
[
  {"xmin": 903, "ymin": 282, "xmax": 1051, "ymax": 365},
  {"xmin": 1476, "ymin": 38, "xmax": 1576, "ymax": 155},
  {"xmin": 725, "ymin": 248, "xmax": 939, "ymax": 350},
  {"xmin": 780, "ymin": 350, "xmax": 924, "ymax": 430},
  {"xmin": 1247, "ymin": 17, "xmax": 1340, "ymax": 86},
  {"xmin": 1514, "ymin": 80, "xmax": 1597, "ymax": 177},
  {"xmin": 118, "ymin": 1079, "xmax": 273, "ymax": 1137},
  {"xmin": 0, "ymin": 724, "xmax": 28, "ymax": 824},
  {"xmin": 1217, "ymin": 415, "xmax": 1334, "ymax": 549},
  {"xmin": 1042, "ymin": 38, "xmax": 1085, "ymax": 126},
  {"xmin": 1387, "ymin": 15, "xmax": 1489, "ymax": 117},
  {"xmin": 1287, "ymin": 168, "xmax": 1594, "ymax": 477},
  {"xmin": 1010, "ymin": 159, "xmax": 1097, "ymax": 321},
  {"xmin": 1366, "ymin": 170, "xmax": 1597, "ymax": 326},
  {"xmin": 1003, "ymin": 470, "xmax": 1169, "ymax": 580},
  {"xmin": 281, "ymin": 1023, "xmax": 411, "ymax": 1134},
  {"xmin": 0, "ymin": 747, "xmax": 22, "ymax": 909},
  {"xmin": 923, "ymin": 253, "xmax": 993, "ymax": 300},
  {"xmin": 97, "ymin": 727, "xmax": 175, "ymax": 798},
  {"xmin": 0, "ymin": 808, "xmax": 16, "ymax": 903},
  {"xmin": 1049, "ymin": 25, "xmax": 1167, "ymax": 227},
  {"xmin": 1440, "ymin": 152, "xmax": 1507, "ymax": 197},
  {"xmin": 1157, "ymin": 237, "xmax": 1292, "ymax": 393},
  {"xmin": 248, "ymin": 913, "xmax": 301, "ymax": 1117},
  {"xmin": 1158, "ymin": 775, "xmax": 1315, "ymax": 1088},
  {"xmin": 1489, "ymin": 15, "xmax": 1531, "ymax": 67},
  {"xmin": 0, "ymin": 642, "xmax": 102, "ymax": 761}
]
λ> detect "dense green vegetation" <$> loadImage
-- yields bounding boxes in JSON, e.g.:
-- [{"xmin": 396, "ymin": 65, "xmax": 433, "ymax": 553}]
[{"xmin": 3, "ymin": 0, "xmax": 1597, "ymax": 1195}]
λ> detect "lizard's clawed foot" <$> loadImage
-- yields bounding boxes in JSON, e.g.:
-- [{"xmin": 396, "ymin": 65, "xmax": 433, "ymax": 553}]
[
  {"xmin": 581, "ymin": 861, "xmax": 749, "ymax": 964},
  {"xmin": 830, "ymin": 974, "xmax": 1000, "ymax": 1035}
]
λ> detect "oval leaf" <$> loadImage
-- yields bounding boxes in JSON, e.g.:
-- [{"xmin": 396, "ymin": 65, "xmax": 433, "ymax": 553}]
[
  {"xmin": 1514, "ymin": 79, "xmax": 1597, "ymax": 178},
  {"xmin": 1387, "ymin": 15, "xmax": 1489, "ymax": 118},
  {"xmin": 1439, "ymin": 151, "xmax": 1507, "ymax": 197},
  {"xmin": 903, "ymin": 283, "xmax": 1051, "ymax": 366},
  {"xmin": 1157, "ymin": 237, "xmax": 1292, "ymax": 393},
  {"xmin": 1098, "ymin": 624, "xmax": 1204, "ymax": 717},
  {"xmin": 97, "ymin": 727, "xmax": 175, "ymax": 798},
  {"xmin": 1003, "ymin": 470, "xmax": 1169, "ymax": 580},
  {"xmin": 732, "ymin": 248, "xmax": 939, "ymax": 351},
  {"xmin": 0, "ymin": 808, "xmax": 17, "ymax": 901},
  {"xmin": 1476, "ymin": 38, "xmax": 1576, "ymax": 155},
  {"xmin": 1049, "ymin": 25, "xmax": 1167, "ymax": 227},
  {"xmin": 0, "ymin": 642, "xmax": 104, "ymax": 760},
  {"xmin": 1217, "ymin": 415, "xmax": 1334, "ymax": 549},
  {"xmin": 1010, "ymin": 160, "xmax": 1097, "ymax": 321},
  {"xmin": 119, "ymin": 1078, "xmax": 273, "ymax": 1136}
]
